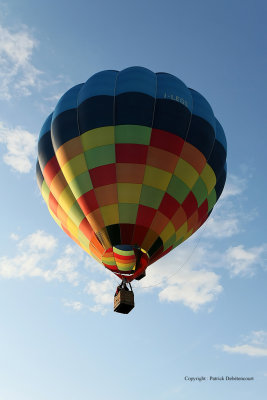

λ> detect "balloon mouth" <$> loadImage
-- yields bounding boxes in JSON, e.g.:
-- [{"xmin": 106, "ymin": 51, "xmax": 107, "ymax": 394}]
[{"xmin": 102, "ymin": 245, "xmax": 149, "ymax": 280}]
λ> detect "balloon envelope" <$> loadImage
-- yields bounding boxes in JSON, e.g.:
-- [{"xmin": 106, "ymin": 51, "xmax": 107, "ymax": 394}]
[{"xmin": 36, "ymin": 67, "xmax": 227, "ymax": 282}]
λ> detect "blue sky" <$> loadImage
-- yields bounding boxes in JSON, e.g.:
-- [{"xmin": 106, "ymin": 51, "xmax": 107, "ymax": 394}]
[{"xmin": 0, "ymin": 0, "xmax": 267, "ymax": 399}]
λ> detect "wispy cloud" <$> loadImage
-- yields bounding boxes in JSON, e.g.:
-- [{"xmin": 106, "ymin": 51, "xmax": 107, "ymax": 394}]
[
  {"xmin": 226, "ymin": 244, "xmax": 267, "ymax": 277},
  {"xmin": 0, "ymin": 24, "xmax": 42, "ymax": 100},
  {"xmin": 85, "ymin": 279, "xmax": 115, "ymax": 314},
  {"xmin": 0, "ymin": 230, "xmax": 81, "ymax": 285},
  {"xmin": 0, "ymin": 121, "xmax": 37, "ymax": 173},
  {"xmin": 135, "ymin": 245, "xmax": 223, "ymax": 312},
  {"xmin": 62, "ymin": 300, "xmax": 85, "ymax": 311},
  {"xmin": 220, "ymin": 331, "xmax": 267, "ymax": 357}
]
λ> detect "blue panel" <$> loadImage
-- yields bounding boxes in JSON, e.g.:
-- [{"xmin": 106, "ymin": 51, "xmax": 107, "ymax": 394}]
[
  {"xmin": 39, "ymin": 113, "xmax": 52, "ymax": 140},
  {"xmin": 190, "ymin": 89, "xmax": 215, "ymax": 130},
  {"xmin": 78, "ymin": 70, "xmax": 118, "ymax": 105},
  {"xmin": 156, "ymin": 73, "xmax": 193, "ymax": 112},
  {"xmin": 215, "ymin": 119, "xmax": 227, "ymax": 151},
  {"xmin": 115, "ymin": 66, "xmax": 156, "ymax": 97},
  {"xmin": 52, "ymin": 84, "xmax": 83, "ymax": 121}
]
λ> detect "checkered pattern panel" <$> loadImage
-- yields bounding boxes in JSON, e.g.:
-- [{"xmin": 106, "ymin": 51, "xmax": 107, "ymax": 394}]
[{"xmin": 37, "ymin": 67, "xmax": 227, "ymax": 281}]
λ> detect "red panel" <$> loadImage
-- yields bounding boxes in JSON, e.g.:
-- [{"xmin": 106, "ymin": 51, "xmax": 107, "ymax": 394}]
[
  {"xmin": 158, "ymin": 193, "xmax": 180, "ymax": 219},
  {"xmin": 116, "ymin": 144, "xmax": 148, "ymax": 164},
  {"xmin": 120, "ymin": 223, "xmax": 135, "ymax": 244},
  {"xmin": 182, "ymin": 192, "xmax": 198, "ymax": 218},
  {"xmin": 132, "ymin": 224, "xmax": 150, "ymax": 247},
  {"xmin": 77, "ymin": 190, "xmax": 99, "ymax": 215},
  {"xmin": 89, "ymin": 164, "xmax": 117, "ymax": 188},
  {"xmin": 43, "ymin": 156, "xmax": 60, "ymax": 187},
  {"xmin": 48, "ymin": 192, "xmax": 58, "ymax": 216},
  {"xmin": 149, "ymin": 246, "xmax": 172, "ymax": 264},
  {"xmin": 150, "ymin": 128, "xmax": 184, "ymax": 156},
  {"xmin": 198, "ymin": 199, "xmax": 208, "ymax": 222},
  {"xmin": 136, "ymin": 205, "xmax": 157, "ymax": 228},
  {"xmin": 79, "ymin": 217, "xmax": 94, "ymax": 240}
]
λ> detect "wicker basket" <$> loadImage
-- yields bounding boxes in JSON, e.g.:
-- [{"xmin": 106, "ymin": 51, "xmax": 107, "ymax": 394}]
[{"xmin": 114, "ymin": 289, "xmax": 134, "ymax": 314}]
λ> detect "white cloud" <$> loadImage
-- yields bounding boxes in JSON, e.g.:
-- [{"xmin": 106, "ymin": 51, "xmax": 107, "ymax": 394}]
[
  {"xmin": 220, "ymin": 174, "xmax": 247, "ymax": 200},
  {"xmin": 62, "ymin": 300, "xmax": 84, "ymax": 311},
  {"xmin": 0, "ymin": 24, "xmax": 42, "ymax": 100},
  {"xmin": 0, "ymin": 121, "xmax": 37, "ymax": 173},
  {"xmin": 10, "ymin": 233, "xmax": 19, "ymax": 241},
  {"xmin": 134, "ymin": 244, "xmax": 223, "ymax": 312},
  {"xmin": 226, "ymin": 244, "xmax": 267, "ymax": 277},
  {"xmin": 0, "ymin": 231, "xmax": 81, "ymax": 284},
  {"xmin": 85, "ymin": 279, "xmax": 115, "ymax": 306},
  {"xmin": 221, "ymin": 331, "xmax": 267, "ymax": 357}
]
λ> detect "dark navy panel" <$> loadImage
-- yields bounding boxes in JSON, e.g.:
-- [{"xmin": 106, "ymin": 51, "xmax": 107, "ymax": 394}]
[
  {"xmin": 52, "ymin": 84, "xmax": 83, "ymax": 122},
  {"xmin": 77, "ymin": 70, "xmax": 118, "ymax": 105},
  {"xmin": 52, "ymin": 109, "xmax": 80, "ymax": 151},
  {"xmin": 153, "ymin": 99, "xmax": 191, "ymax": 139},
  {"xmin": 38, "ymin": 130, "xmax": 55, "ymax": 170},
  {"xmin": 78, "ymin": 95, "xmax": 114, "ymax": 133},
  {"xmin": 208, "ymin": 140, "xmax": 227, "ymax": 177},
  {"xmin": 214, "ymin": 163, "xmax": 227, "ymax": 200},
  {"xmin": 116, "ymin": 67, "xmax": 156, "ymax": 97},
  {"xmin": 156, "ymin": 72, "xmax": 193, "ymax": 112},
  {"xmin": 190, "ymin": 89, "xmax": 216, "ymax": 131},
  {"xmin": 106, "ymin": 224, "xmax": 121, "ymax": 246},
  {"xmin": 36, "ymin": 160, "xmax": 44, "ymax": 190},
  {"xmin": 215, "ymin": 119, "xmax": 227, "ymax": 151},
  {"xmin": 186, "ymin": 115, "xmax": 215, "ymax": 159},
  {"xmin": 39, "ymin": 114, "xmax": 52, "ymax": 140},
  {"xmin": 148, "ymin": 237, "xmax": 163, "ymax": 257},
  {"xmin": 115, "ymin": 92, "xmax": 155, "ymax": 126}
]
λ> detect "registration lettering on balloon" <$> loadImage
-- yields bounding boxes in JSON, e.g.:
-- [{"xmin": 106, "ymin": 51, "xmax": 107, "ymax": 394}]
[
  {"xmin": 164, "ymin": 92, "xmax": 188, "ymax": 107},
  {"xmin": 36, "ymin": 66, "xmax": 227, "ymax": 290}
]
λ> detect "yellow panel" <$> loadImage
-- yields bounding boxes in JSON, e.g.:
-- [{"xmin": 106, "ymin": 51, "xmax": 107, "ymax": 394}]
[
  {"xmin": 200, "ymin": 164, "xmax": 216, "ymax": 194},
  {"xmin": 100, "ymin": 204, "xmax": 119, "ymax": 226},
  {"xmin": 58, "ymin": 186, "xmax": 76, "ymax": 212},
  {"xmin": 61, "ymin": 154, "xmax": 88, "ymax": 183},
  {"xmin": 174, "ymin": 159, "xmax": 199, "ymax": 189},
  {"xmin": 143, "ymin": 166, "xmax": 172, "ymax": 191},
  {"xmin": 41, "ymin": 180, "xmax": 50, "ymax": 203},
  {"xmin": 117, "ymin": 183, "xmax": 142, "ymax": 204},
  {"xmin": 66, "ymin": 217, "xmax": 79, "ymax": 237},
  {"xmin": 175, "ymin": 222, "xmax": 188, "ymax": 241},
  {"xmin": 81, "ymin": 126, "xmax": 115, "ymax": 151},
  {"xmin": 183, "ymin": 228, "xmax": 194, "ymax": 241},
  {"xmin": 160, "ymin": 221, "xmax": 175, "ymax": 243}
]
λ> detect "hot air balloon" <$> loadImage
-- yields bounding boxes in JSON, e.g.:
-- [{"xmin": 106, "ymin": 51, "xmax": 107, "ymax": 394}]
[{"xmin": 36, "ymin": 67, "xmax": 227, "ymax": 313}]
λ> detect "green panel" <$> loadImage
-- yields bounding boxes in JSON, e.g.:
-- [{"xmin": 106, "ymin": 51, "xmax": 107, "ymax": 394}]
[
  {"xmin": 192, "ymin": 177, "xmax": 208, "ymax": 206},
  {"xmin": 163, "ymin": 233, "xmax": 176, "ymax": 251},
  {"xmin": 68, "ymin": 171, "xmax": 93, "ymax": 198},
  {"xmin": 84, "ymin": 144, "xmax": 115, "ymax": 169},
  {"xmin": 118, "ymin": 203, "xmax": 139, "ymax": 223},
  {"xmin": 78, "ymin": 229, "xmax": 90, "ymax": 249},
  {"xmin": 207, "ymin": 189, "xmax": 217, "ymax": 212},
  {"xmin": 172, "ymin": 237, "xmax": 184, "ymax": 249},
  {"xmin": 115, "ymin": 125, "xmax": 151, "ymax": 145},
  {"xmin": 139, "ymin": 185, "xmax": 165, "ymax": 209},
  {"xmin": 41, "ymin": 180, "xmax": 50, "ymax": 203},
  {"xmin": 68, "ymin": 202, "xmax": 85, "ymax": 226},
  {"xmin": 167, "ymin": 175, "xmax": 190, "ymax": 203}
]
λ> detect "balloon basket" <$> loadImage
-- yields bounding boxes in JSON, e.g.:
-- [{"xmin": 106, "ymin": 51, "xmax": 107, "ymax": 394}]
[{"xmin": 114, "ymin": 289, "xmax": 134, "ymax": 314}]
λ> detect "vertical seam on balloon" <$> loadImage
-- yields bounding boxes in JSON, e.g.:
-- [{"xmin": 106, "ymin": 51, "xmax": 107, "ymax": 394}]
[
  {"xmin": 75, "ymin": 83, "xmax": 107, "ymax": 255},
  {"xmin": 129, "ymin": 71, "xmax": 158, "ymax": 255}
]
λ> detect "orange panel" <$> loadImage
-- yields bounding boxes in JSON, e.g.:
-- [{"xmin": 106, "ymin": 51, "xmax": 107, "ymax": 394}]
[
  {"xmin": 94, "ymin": 183, "xmax": 118, "ymax": 207},
  {"xmin": 56, "ymin": 136, "xmax": 84, "ymax": 167},
  {"xmin": 171, "ymin": 206, "xmax": 187, "ymax": 230},
  {"xmin": 146, "ymin": 146, "xmax": 178, "ymax": 173},
  {"xmin": 150, "ymin": 211, "xmax": 169, "ymax": 235},
  {"xmin": 180, "ymin": 142, "xmax": 206, "ymax": 174},
  {"xmin": 116, "ymin": 163, "xmax": 145, "ymax": 183},
  {"xmin": 141, "ymin": 228, "xmax": 159, "ymax": 252}
]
